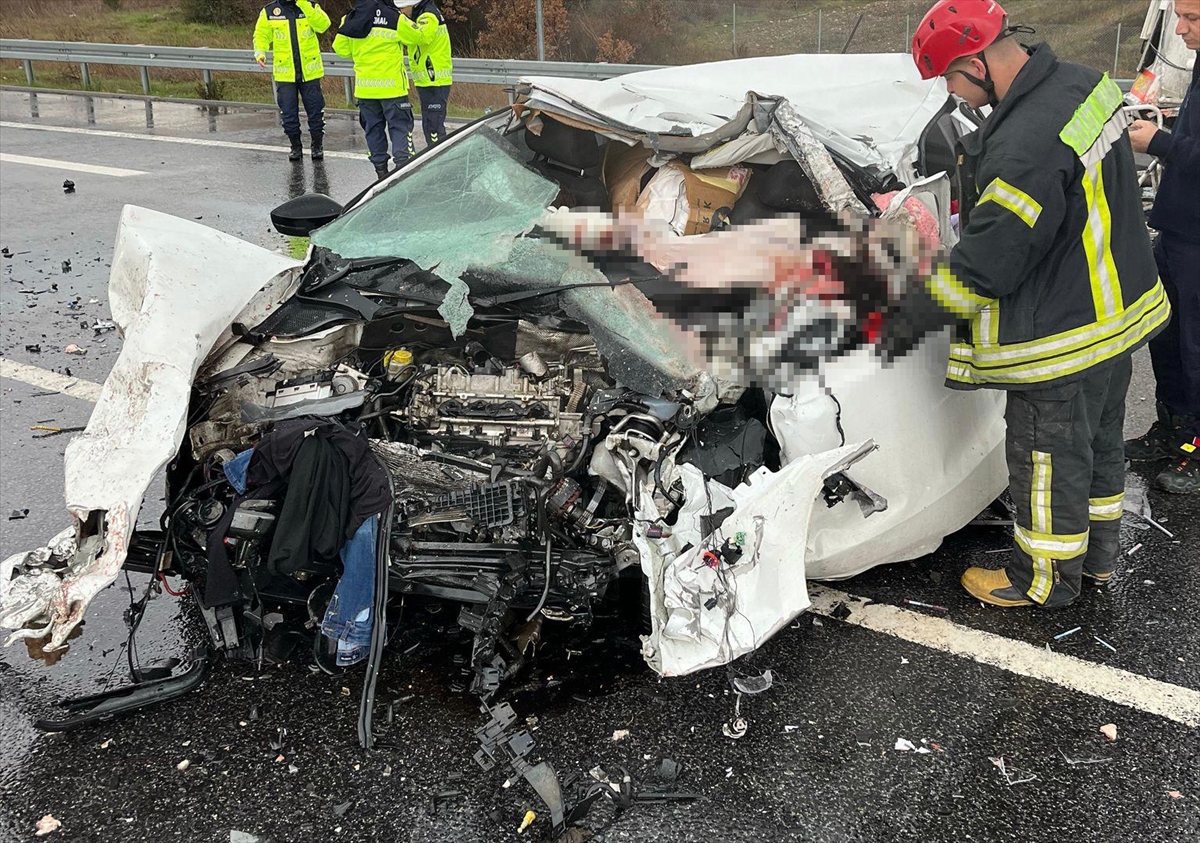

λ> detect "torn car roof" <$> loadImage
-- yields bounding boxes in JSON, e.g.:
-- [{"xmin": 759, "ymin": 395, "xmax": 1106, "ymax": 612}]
[{"xmin": 519, "ymin": 52, "xmax": 950, "ymax": 173}]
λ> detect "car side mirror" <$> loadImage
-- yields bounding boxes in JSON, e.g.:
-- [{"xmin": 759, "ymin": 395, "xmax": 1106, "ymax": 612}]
[{"xmin": 270, "ymin": 193, "xmax": 344, "ymax": 237}]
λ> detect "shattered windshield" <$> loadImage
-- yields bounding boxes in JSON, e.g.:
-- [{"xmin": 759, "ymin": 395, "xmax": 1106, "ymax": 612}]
[{"xmin": 310, "ymin": 126, "xmax": 702, "ymax": 395}]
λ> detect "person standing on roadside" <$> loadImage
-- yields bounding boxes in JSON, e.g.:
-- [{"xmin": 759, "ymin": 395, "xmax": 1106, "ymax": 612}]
[
  {"xmin": 396, "ymin": 0, "xmax": 454, "ymax": 148},
  {"xmin": 334, "ymin": 0, "xmax": 430, "ymax": 179},
  {"xmin": 1125, "ymin": 0, "xmax": 1200, "ymax": 495},
  {"xmin": 254, "ymin": 0, "xmax": 331, "ymax": 161}
]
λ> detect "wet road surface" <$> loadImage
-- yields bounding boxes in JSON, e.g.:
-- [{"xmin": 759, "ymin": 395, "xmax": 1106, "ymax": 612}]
[{"xmin": 1, "ymin": 90, "xmax": 1198, "ymax": 843}]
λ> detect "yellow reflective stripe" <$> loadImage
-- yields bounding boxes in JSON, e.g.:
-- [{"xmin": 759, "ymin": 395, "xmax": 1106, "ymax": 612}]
[
  {"xmin": 946, "ymin": 287, "xmax": 1169, "ymax": 384},
  {"xmin": 1081, "ymin": 162, "xmax": 1124, "ymax": 320},
  {"xmin": 977, "ymin": 177, "xmax": 1043, "ymax": 228},
  {"xmin": 1088, "ymin": 493, "xmax": 1124, "ymax": 521},
  {"xmin": 1028, "ymin": 556, "xmax": 1054, "ymax": 604},
  {"xmin": 926, "ymin": 264, "xmax": 994, "ymax": 318},
  {"xmin": 1060, "ymin": 74, "xmax": 1124, "ymax": 156},
  {"xmin": 1031, "ymin": 450, "xmax": 1052, "ymax": 534},
  {"xmin": 949, "ymin": 281, "xmax": 1165, "ymax": 365},
  {"xmin": 973, "ymin": 301, "xmax": 1001, "ymax": 346},
  {"xmin": 1015, "ymin": 525, "xmax": 1089, "ymax": 559}
]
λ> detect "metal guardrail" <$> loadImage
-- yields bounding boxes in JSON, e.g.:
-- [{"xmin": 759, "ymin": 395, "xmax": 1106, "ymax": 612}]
[{"xmin": 0, "ymin": 39, "xmax": 661, "ymax": 101}]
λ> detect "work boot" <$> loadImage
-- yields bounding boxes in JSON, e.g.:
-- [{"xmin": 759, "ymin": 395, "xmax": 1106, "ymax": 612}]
[
  {"xmin": 1125, "ymin": 422, "xmax": 1181, "ymax": 461},
  {"xmin": 1081, "ymin": 569, "xmax": 1113, "ymax": 585},
  {"xmin": 374, "ymin": 163, "xmax": 390, "ymax": 180},
  {"xmin": 961, "ymin": 567, "xmax": 1035, "ymax": 607},
  {"xmin": 310, "ymin": 133, "xmax": 324, "ymax": 161},
  {"xmin": 1155, "ymin": 455, "xmax": 1200, "ymax": 495},
  {"xmin": 288, "ymin": 135, "xmax": 303, "ymax": 162}
]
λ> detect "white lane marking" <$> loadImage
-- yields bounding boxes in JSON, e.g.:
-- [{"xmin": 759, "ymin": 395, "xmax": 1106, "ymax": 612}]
[
  {"xmin": 0, "ymin": 357, "xmax": 103, "ymax": 402},
  {"xmin": 808, "ymin": 585, "xmax": 1200, "ymax": 728},
  {"xmin": 0, "ymin": 152, "xmax": 146, "ymax": 177},
  {"xmin": 0, "ymin": 121, "xmax": 363, "ymax": 160},
  {"xmin": 2, "ymin": 354, "xmax": 1198, "ymax": 728}
]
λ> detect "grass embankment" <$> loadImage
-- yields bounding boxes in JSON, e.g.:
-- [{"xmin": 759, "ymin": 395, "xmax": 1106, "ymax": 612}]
[{"xmin": 0, "ymin": 1, "xmax": 504, "ymax": 116}]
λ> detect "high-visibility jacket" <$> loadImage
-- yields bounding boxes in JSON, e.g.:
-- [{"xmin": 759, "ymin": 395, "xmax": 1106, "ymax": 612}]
[
  {"xmin": 333, "ymin": 9, "xmax": 428, "ymax": 99},
  {"xmin": 408, "ymin": 0, "xmax": 453, "ymax": 87},
  {"xmin": 896, "ymin": 44, "xmax": 1170, "ymax": 390},
  {"xmin": 253, "ymin": 0, "xmax": 331, "ymax": 84}
]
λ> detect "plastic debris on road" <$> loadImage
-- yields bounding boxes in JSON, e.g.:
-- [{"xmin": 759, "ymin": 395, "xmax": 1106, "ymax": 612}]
[
  {"xmin": 35, "ymin": 815, "xmax": 62, "ymax": 836},
  {"xmin": 1100, "ymin": 724, "xmax": 1118, "ymax": 742},
  {"xmin": 990, "ymin": 756, "xmax": 1037, "ymax": 786}
]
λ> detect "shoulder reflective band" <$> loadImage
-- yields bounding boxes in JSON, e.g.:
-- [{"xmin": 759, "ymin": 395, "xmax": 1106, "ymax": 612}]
[
  {"xmin": 977, "ymin": 177, "xmax": 1043, "ymax": 228},
  {"xmin": 1060, "ymin": 74, "xmax": 1124, "ymax": 157},
  {"xmin": 926, "ymin": 264, "xmax": 995, "ymax": 318}
]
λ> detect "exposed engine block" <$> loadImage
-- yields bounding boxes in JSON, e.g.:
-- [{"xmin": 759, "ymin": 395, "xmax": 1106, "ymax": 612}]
[{"xmin": 401, "ymin": 364, "xmax": 588, "ymax": 448}]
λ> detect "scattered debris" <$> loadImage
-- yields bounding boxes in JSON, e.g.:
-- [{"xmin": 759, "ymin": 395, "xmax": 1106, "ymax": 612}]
[
  {"xmin": 1168, "ymin": 790, "xmax": 1183, "ymax": 799},
  {"xmin": 269, "ymin": 727, "xmax": 286, "ymax": 751},
  {"xmin": 1094, "ymin": 636, "xmax": 1118, "ymax": 653},
  {"xmin": 25, "ymin": 343, "xmax": 40, "ymax": 353},
  {"xmin": 894, "ymin": 738, "xmax": 917, "ymax": 752},
  {"xmin": 1, "ymin": 247, "xmax": 11, "ymax": 258},
  {"xmin": 730, "ymin": 669, "xmax": 773, "ymax": 695},
  {"xmin": 1127, "ymin": 543, "xmax": 1143, "ymax": 557},
  {"xmin": 31, "ymin": 425, "xmax": 86, "ymax": 439},
  {"xmin": 831, "ymin": 602, "xmax": 852, "ymax": 621},
  {"xmin": 725, "ymin": 766, "xmax": 734, "ymax": 779},
  {"xmin": 176, "ymin": 759, "xmax": 191, "ymax": 772},
  {"xmin": 100, "ymin": 738, "xmax": 113, "ymax": 749},
  {"xmin": 64, "ymin": 344, "xmax": 86, "ymax": 355},
  {"xmin": 61, "ymin": 259, "xmax": 71, "ymax": 273},
  {"xmin": 990, "ymin": 756, "xmax": 1037, "ymax": 786},
  {"xmin": 1100, "ymin": 723, "xmax": 1118, "ymax": 742},
  {"xmin": 1059, "ymin": 750, "xmax": 1111, "ymax": 766},
  {"xmin": 34, "ymin": 815, "xmax": 62, "ymax": 837},
  {"xmin": 8, "ymin": 509, "xmax": 29, "ymax": 520},
  {"xmin": 288, "ymin": 764, "xmax": 299, "ymax": 773},
  {"xmin": 900, "ymin": 657, "xmax": 909, "ymax": 665},
  {"xmin": 518, "ymin": 810, "xmax": 536, "ymax": 833},
  {"xmin": 655, "ymin": 758, "xmax": 681, "ymax": 782},
  {"xmin": 332, "ymin": 801, "xmax": 352, "ymax": 818},
  {"xmin": 783, "ymin": 725, "xmax": 800, "ymax": 733},
  {"xmin": 92, "ymin": 319, "xmax": 117, "ymax": 334},
  {"xmin": 1053, "ymin": 627, "xmax": 1082, "ymax": 641},
  {"xmin": 611, "ymin": 729, "xmax": 630, "ymax": 742},
  {"xmin": 902, "ymin": 599, "xmax": 949, "ymax": 613},
  {"xmin": 722, "ymin": 717, "xmax": 748, "ymax": 740},
  {"xmin": 62, "ymin": 179, "xmax": 75, "ymax": 194}
]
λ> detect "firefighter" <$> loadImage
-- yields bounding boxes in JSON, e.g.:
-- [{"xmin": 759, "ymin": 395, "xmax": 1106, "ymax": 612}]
[
  {"xmin": 334, "ymin": 0, "xmax": 432, "ymax": 179},
  {"xmin": 396, "ymin": 0, "xmax": 454, "ymax": 148},
  {"xmin": 253, "ymin": 0, "xmax": 332, "ymax": 161},
  {"xmin": 1125, "ymin": 0, "xmax": 1200, "ymax": 495},
  {"xmin": 885, "ymin": 0, "xmax": 1171, "ymax": 607}
]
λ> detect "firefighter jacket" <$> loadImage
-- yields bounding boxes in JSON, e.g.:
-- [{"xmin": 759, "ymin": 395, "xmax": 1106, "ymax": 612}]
[
  {"xmin": 891, "ymin": 44, "xmax": 1170, "ymax": 390},
  {"xmin": 253, "ymin": 0, "xmax": 331, "ymax": 84},
  {"xmin": 408, "ymin": 0, "xmax": 453, "ymax": 87},
  {"xmin": 333, "ymin": 4, "xmax": 429, "ymax": 99}
]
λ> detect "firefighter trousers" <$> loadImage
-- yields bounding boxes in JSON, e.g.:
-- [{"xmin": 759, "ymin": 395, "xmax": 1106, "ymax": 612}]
[{"xmin": 1004, "ymin": 355, "xmax": 1132, "ymax": 607}]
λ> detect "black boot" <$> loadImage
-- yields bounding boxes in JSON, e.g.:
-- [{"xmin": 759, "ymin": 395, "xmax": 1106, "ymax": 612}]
[
  {"xmin": 311, "ymin": 133, "xmax": 324, "ymax": 161},
  {"xmin": 288, "ymin": 135, "xmax": 303, "ymax": 162},
  {"xmin": 1124, "ymin": 402, "xmax": 1186, "ymax": 461},
  {"xmin": 1156, "ymin": 454, "xmax": 1200, "ymax": 495},
  {"xmin": 374, "ymin": 163, "xmax": 390, "ymax": 180}
]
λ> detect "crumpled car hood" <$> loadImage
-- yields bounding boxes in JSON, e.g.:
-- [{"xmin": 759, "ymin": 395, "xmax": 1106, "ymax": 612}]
[{"xmin": 1, "ymin": 205, "xmax": 302, "ymax": 649}]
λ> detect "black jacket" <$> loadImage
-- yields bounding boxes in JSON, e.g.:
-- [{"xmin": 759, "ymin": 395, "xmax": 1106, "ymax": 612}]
[
  {"xmin": 1147, "ymin": 55, "xmax": 1200, "ymax": 243},
  {"xmin": 888, "ymin": 45, "xmax": 1170, "ymax": 390}
]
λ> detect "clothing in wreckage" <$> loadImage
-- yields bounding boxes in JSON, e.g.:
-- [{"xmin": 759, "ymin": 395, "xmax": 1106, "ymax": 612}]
[
  {"xmin": 253, "ymin": 0, "xmax": 331, "ymax": 158},
  {"xmin": 891, "ymin": 44, "xmax": 1170, "ymax": 607}
]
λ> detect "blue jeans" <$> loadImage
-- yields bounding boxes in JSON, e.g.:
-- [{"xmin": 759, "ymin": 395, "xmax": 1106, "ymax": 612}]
[
  {"xmin": 223, "ymin": 448, "xmax": 253, "ymax": 494},
  {"xmin": 416, "ymin": 85, "xmax": 450, "ymax": 147},
  {"xmin": 277, "ymin": 78, "xmax": 325, "ymax": 138},
  {"xmin": 358, "ymin": 97, "xmax": 414, "ymax": 168},
  {"xmin": 320, "ymin": 514, "xmax": 379, "ymax": 667}
]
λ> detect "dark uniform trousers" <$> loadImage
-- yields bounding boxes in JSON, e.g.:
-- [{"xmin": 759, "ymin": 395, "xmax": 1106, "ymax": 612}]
[
  {"xmin": 1004, "ymin": 355, "xmax": 1132, "ymax": 607},
  {"xmin": 416, "ymin": 86, "xmax": 450, "ymax": 147},
  {"xmin": 277, "ymin": 78, "xmax": 326, "ymax": 139},
  {"xmin": 358, "ymin": 98, "xmax": 414, "ymax": 168},
  {"xmin": 1150, "ymin": 235, "xmax": 1200, "ymax": 445}
]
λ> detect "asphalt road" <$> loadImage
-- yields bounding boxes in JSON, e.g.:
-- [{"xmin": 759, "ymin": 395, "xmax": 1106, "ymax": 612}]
[{"xmin": 1, "ymin": 90, "xmax": 1198, "ymax": 843}]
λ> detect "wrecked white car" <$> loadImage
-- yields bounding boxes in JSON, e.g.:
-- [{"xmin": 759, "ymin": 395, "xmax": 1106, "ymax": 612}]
[{"xmin": 1, "ymin": 54, "xmax": 1006, "ymax": 758}]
